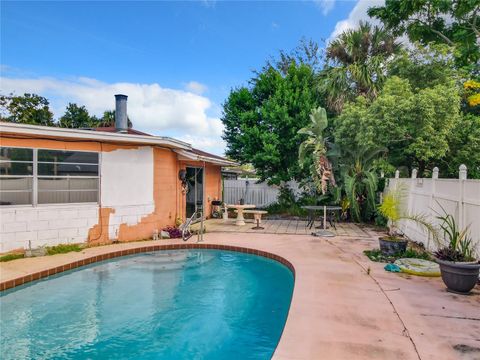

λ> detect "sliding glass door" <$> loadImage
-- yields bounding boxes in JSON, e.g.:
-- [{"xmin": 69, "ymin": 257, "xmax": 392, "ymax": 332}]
[{"xmin": 185, "ymin": 167, "xmax": 204, "ymax": 218}]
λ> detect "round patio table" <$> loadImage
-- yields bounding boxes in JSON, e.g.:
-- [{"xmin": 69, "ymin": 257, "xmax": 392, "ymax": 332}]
[
  {"xmin": 301, "ymin": 205, "xmax": 342, "ymax": 237},
  {"xmin": 226, "ymin": 204, "xmax": 256, "ymax": 226}
]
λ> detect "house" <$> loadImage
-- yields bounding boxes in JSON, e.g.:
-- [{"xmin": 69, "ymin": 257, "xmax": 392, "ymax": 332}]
[{"xmin": 0, "ymin": 95, "xmax": 236, "ymax": 253}]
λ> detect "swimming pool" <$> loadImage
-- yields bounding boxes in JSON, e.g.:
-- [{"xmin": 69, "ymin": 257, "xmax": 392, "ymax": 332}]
[{"xmin": 0, "ymin": 249, "xmax": 294, "ymax": 359}]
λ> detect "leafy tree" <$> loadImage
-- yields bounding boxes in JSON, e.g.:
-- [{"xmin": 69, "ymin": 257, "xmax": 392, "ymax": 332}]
[
  {"xmin": 445, "ymin": 113, "xmax": 480, "ymax": 178},
  {"xmin": 334, "ymin": 76, "xmax": 462, "ymax": 176},
  {"xmin": 298, "ymin": 107, "xmax": 336, "ymax": 194},
  {"xmin": 368, "ymin": 0, "xmax": 480, "ymax": 72},
  {"xmin": 267, "ymin": 38, "xmax": 323, "ymax": 74},
  {"xmin": 0, "ymin": 93, "xmax": 54, "ymax": 126},
  {"xmin": 388, "ymin": 43, "xmax": 462, "ymax": 91},
  {"xmin": 222, "ymin": 63, "xmax": 321, "ymax": 184},
  {"xmin": 321, "ymin": 21, "xmax": 401, "ymax": 113},
  {"xmin": 463, "ymin": 79, "xmax": 480, "ymax": 115},
  {"xmin": 58, "ymin": 103, "xmax": 98, "ymax": 128}
]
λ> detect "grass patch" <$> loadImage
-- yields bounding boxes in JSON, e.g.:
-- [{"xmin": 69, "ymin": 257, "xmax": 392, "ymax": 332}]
[
  {"xmin": 46, "ymin": 244, "xmax": 83, "ymax": 255},
  {"xmin": 364, "ymin": 248, "xmax": 431, "ymax": 263},
  {"xmin": 0, "ymin": 253, "xmax": 25, "ymax": 262}
]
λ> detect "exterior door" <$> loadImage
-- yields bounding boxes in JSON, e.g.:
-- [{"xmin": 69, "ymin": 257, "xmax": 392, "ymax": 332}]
[{"xmin": 185, "ymin": 167, "xmax": 204, "ymax": 218}]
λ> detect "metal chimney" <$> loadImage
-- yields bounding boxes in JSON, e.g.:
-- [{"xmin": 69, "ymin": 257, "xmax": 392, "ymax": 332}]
[{"xmin": 114, "ymin": 94, "xmax": 128, "ymax": 133}]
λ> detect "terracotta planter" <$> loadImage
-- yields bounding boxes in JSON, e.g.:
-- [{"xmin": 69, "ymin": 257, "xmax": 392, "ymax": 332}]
[
  {"xmin": 379, "ymin": 237, "xmax": 407, "ymax": 256},
  {"xmin": 435, "ymin": 258, "xmax": 480, "ymax": 294}
]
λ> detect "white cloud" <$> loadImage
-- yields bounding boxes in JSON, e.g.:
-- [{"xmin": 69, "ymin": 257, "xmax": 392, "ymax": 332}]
[
  {"xmin": 185, "ymin": 81, "xmax": 208, "ymax": 95},
  {"xmin": 315, "ymin": 0, "xmax": 336, "ymax": 16},
  {"xmin": 0, "ymin": 75, "xmax": 226, "ymax": 154},
  {"xmin": 328, "ymin": 0, "xmax": 384, "ymax": 42},
  {"xmin": 201, "ymin": 0, "xmax": 216, "ymax": 8},
  {"xmin": 177, "ymin": 134, "xmax": 226, "ymax": 153}
]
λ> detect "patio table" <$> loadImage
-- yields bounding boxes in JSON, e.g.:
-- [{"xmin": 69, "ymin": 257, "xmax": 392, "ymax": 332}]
[
  {"xmin": 225, "ymin": 204, "xmax": 256, "ymax": 226},
  {"xmin": 301, "ymin": 205, "xmax": 342, "ymax": 237}
]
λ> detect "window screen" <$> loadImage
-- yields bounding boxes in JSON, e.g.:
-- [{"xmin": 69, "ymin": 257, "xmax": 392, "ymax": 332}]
[
  {"xmin": 0, "ymin": 148, "xmax": 33, "ymax": 205},
  {"xmin": 37, "ymin": 149, "xmax": 99, "ymax": 204},
  {"xmin": 0, "ymin": 147, "xmax": 100, "ymax": 206}
]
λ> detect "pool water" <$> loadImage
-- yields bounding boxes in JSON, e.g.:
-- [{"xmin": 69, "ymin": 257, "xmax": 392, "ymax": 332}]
[{"xmin": 0, "ymin": 250, "xmax": 294, "ymax": 360}]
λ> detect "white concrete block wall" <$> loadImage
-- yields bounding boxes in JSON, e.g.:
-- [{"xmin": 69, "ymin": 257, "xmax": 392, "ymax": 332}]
[
  {"xmin": 0, "ymin": 203, "xmax": 158, "ymax": 252},
  {"xmin": 107, "ymin": 204, "xmax": 155, "ymax": 239},
  {"xmin": 100, "ymin": 147, "xmax": 155, "ymax": 241},
  {"xmin": 0, "ymin": 205, "xmax": 99, "ymax": 253}
]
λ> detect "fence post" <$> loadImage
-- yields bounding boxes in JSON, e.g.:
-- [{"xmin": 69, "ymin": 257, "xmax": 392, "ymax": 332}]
[
  {"xmin": 459, "ymin": 164, "xmax": 467, "ymax": 180},
  {"xmin": 379, "ymin": 171, "xmax": 385, "ymax": 204},
  {"xmin": 427, "ymin": 167, "xmax": 439, "ymax": 249},
  {"xmin": 403, "ymin": 169, "xmax": 417, "ymax": 238},
  {"xmin": 459, "ymin": 164, "xmax": 467, "ymax": 230},
  {"xmin": 395, "ymin": 170, "xmax": 400, "ymax": 179}
]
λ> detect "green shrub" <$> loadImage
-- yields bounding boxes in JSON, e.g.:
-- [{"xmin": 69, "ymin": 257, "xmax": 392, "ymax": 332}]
[
  {"xmin": 277, "ymin": 185, "xmax": 296, "ymax": 208},
  {"xmin": 433, "ymin": 203, "xmax": 477, "ymax": 262},
  {"xmin": 46, "ymin": 244, "xmax": 83, "ymax": 255},
  {"xmin": 364, "ymin": 248, "xmax": 431, "ymax": 263},
  {"xmin": 374, "ymin": 210, "xmax": 388, "ymax": 228},
  {"xmin": 0, "ymin": 253, "xmax": 25, "ymax": 262},
  {"xmin": 265, "ymin": 202, "xmax": 306, "ymax": 217}
]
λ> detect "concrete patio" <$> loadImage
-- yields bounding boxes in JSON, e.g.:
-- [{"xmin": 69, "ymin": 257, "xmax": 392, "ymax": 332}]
[
  {"xmin": 193, "ymin": 218, "xmax": 374, "ymax": 237},
  {"xmin": 1, "ymin": 230, "xmax": 479, "ymax": 359}
]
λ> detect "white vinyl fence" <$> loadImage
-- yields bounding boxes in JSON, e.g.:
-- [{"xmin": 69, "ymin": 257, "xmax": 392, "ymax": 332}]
[
  {"xmin": 386, "ymin": 165, "xmax": 480, "ymax": 257},
  {"xmin": 223, "ymin": 179, "xmax": 301, "ymax": 208}
]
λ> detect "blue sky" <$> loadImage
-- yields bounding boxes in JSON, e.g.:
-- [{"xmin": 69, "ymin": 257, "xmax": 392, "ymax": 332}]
[{"xmin": 1, "ymin": 0, "xmax": 376, "ymax": 155}]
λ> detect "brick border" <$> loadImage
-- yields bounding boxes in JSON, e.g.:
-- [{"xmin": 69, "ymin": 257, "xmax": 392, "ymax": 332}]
[{"xmin": 0, "ymin": 244, "xmax": 295, "ymax": 292}]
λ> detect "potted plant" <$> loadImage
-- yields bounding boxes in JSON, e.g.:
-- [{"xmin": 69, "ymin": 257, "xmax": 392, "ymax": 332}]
[
  {"xmin": 378, "ymin": 184, "xmax": 436, "ymax": 256},
  {"xmin": 434, "ymin": 209, "xmax": 479, "ymax": 294}
]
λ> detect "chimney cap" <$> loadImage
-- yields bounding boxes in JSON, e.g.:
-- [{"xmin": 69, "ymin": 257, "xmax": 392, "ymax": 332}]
[{"xmin": 115, "ymin": 94, "xmax": 128, "ymax": 99}]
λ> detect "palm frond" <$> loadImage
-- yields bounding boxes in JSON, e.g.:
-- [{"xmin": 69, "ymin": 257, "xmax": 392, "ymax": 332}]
[{"xmin": 399, "ymin": 213, "xmax": 439, "ymax": 244}]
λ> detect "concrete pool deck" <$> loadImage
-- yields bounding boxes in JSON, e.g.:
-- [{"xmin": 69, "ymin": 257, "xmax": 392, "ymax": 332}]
[{"xmin": 1, "ymin": 232, "xmax": 479, "ymax": 359}]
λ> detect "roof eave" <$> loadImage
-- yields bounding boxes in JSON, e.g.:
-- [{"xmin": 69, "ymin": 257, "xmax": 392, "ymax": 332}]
[
  {"xmin": 0, "ymin": 122, "xmax": 191, "ymax": 150},
  {"xmin": 174, "ymin": 149, "xmax": 238, "ymax": 166}
]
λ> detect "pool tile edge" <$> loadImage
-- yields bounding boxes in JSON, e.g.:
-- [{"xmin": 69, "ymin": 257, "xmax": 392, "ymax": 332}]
[{"xmin": 0, "ymin": 243, "xmax": 295, "ymax": 291}]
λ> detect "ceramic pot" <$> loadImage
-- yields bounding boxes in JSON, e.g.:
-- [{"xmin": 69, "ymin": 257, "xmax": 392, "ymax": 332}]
[
  {"xmin": 379, "ymin": 237, "xmax": 408, "ymax": 256},
  {"xmin": 435, "ymin": 258, "xmax": 480, "ymax": 294}
]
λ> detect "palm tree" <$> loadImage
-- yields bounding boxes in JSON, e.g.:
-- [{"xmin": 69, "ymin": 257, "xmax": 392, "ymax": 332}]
[
  {"xmin": 321, "ymin": 21, "xmax": 401, "ymax": 113},
  {"xmin": 298, "ymin": 107, "xmax": 336, "ymax": 194},
  {"xmin": 98, "ymin": 110, "xmax": 133, "ymax": 128},
  {"xmin": 341, "ymin": 144, "xmax": 387, "ymax": 222}
]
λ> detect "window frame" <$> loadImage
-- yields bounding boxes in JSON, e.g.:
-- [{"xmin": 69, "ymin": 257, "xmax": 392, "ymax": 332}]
[
  {"xmin": 0, "ymin": 146, "xmax": 101, "ymax": 207},
  {"xmin": 0, "ymin": 147, "xmax": 34, "ymax": 206}
]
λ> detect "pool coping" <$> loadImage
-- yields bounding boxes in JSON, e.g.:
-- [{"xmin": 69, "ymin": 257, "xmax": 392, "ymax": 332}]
[
  {"xmin": 2, "ymin": 233, "xmax": 478, "ymax": 359},
  {"xmin": 0, "ymin": 242, "xmax": 295, "ymax": 291}
]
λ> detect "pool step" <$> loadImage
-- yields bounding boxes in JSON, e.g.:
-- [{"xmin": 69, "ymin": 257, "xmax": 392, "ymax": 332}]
[{"xmin": 132, "ymin": 251, "xmax": 214, "ymax": 271}]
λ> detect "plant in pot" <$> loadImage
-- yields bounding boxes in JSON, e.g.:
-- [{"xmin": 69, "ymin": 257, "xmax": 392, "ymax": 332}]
[
  {"xmin": 434, "ymin": 208, "xmax": 479, "ymax": 294},
  {"xmin": 378, "ymin": 184, "xmax": 437, "ymax": 256}
]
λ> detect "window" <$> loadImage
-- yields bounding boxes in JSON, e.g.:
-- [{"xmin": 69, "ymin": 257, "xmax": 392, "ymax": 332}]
[
  {"xmin": 0, "ymin": 147, "xmax": 33, "ymax": 205},
  {"xmin": 37, "ymin": 149, "xmax": 99, "ymax": 204},
  {"xmin": 0, "ymin": 147, "xmax": 99, "ymax": 206}
]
